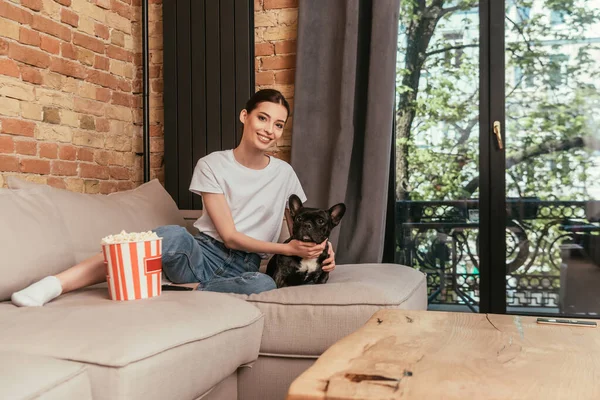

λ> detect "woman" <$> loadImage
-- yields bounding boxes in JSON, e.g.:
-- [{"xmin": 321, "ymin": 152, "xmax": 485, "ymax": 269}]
[{"xmin": 12, "ymin": 89, "xmax": 336, "ymax": 307}]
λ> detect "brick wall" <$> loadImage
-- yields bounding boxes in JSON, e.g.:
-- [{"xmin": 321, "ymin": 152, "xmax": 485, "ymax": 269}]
[
  {"xmin": 255, "ymin": 0, "xmax": 297, "ymax": 163},
  {"xmin": 0, "ymin": 0, "xmax": 163, "ymax": 192},
  {"xmin": 0, "ymin": 0, "xmax": 296, "ymax": 190}
]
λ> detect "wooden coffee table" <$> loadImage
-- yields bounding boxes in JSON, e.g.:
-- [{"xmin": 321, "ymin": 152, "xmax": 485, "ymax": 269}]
[{"xmin": 287, "ymin": 309, "xmax": 600, "ymax": 399}]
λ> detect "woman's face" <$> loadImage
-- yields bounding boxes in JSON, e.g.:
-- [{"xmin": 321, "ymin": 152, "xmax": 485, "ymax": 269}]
[{"xmin": 239, "ymin": 101, "xmax": 288, "ymax": 151}]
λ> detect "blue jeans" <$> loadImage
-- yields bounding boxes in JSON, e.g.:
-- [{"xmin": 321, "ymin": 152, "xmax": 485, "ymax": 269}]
[{"xmin": 154, "ymin": 225, "xmax": 276, "ymax": 295}]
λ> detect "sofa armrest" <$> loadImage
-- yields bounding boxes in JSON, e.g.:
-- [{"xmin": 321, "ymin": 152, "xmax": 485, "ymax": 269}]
[{"xmin": 179, "ymin": 210, "xmax": 202, "ymax": 235}]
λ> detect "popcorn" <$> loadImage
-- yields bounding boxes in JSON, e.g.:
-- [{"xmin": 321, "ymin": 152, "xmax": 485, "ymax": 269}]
[
  {"xmin": 101, "ymin": 230, "xmax": 164, "ymax": 301},
  {"xmin": 101, "ymin": 230, "xmax": 160, "ymax": 245}
]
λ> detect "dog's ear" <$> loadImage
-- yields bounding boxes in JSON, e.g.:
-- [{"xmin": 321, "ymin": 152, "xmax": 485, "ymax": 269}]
[
  {"xmin": 329, "ymin": 203, "xmax": 346, "ymax": 226},
  {"xmin": 288, "ymin": 194, "xmax": 303, "ymax": 218}
]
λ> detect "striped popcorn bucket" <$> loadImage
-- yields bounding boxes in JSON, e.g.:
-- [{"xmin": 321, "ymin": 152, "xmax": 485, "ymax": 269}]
[{"xmin": 101, "ymin": 238, "xmax": 163, "ymax": 301}]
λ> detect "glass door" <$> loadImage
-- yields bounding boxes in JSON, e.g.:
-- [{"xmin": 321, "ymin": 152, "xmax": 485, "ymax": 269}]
[
  {"xmin": 395, "ymin": 1, "xmax": 482, "ymax": 312},
  {"xmin": 501, "ymin": 0, "xmax": 600, "ymax": 316}
]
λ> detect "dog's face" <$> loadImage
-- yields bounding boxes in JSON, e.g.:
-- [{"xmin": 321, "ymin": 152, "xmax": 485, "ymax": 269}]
[{"xmin": 288, "ymin": 195, "xmax": 346, "ymax": 244}]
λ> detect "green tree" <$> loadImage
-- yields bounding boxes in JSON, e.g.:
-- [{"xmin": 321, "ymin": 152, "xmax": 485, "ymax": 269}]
[{"xmin": 396, "ymin": 0, "xmax": 600, "ymax": 202}]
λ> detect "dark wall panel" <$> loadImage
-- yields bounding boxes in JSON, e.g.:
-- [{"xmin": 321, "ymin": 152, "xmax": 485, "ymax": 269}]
[{"xmin": 163, "ymin": 0, "xmax": 254, "ymax": 209}]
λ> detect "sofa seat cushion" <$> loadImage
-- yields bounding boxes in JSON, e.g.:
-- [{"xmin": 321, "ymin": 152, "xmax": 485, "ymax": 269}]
[
  {"xmin": 0, "ymin": 351, "xmax": 92, "ymax": 400},
  {"xmin": 0, "ymin": 288, "xmax": 264, "ymax": 400},
  {"xmin": 235, "ymin": 264, "xmax": 427, "ymax": 356},
  {"xmin": 7, "ymin": 178, "xmax": 186, "ymax": 263}
]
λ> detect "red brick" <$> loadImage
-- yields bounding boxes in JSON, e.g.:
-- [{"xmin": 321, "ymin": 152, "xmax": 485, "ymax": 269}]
[
  {"xmin": 150, "ymin": 125, "xmax": 162, "ymax": 137},
  {"xmin": 8, "ymin": 43, "xmax": 51, "ymax": 68},
  {"xmin": 19, "ymin": 27, "xmax": 40, "ymax": 46},
  {"xmin": 118, "ymin": 79, "xmax": 131, "ymax": 92},
  {"xmin": 151, "ymin": 79, "xmax": 163, "ymax": 93},
  {"xmin": 106, "ymin": 45, "xmax": 130, "ymax": 62},
  {"xmin": 111, "ymin": 91, "xmax": 132, "ymax": 107},
  {"xmin": 40, "ymin": 35, "xmax": 60, "ymax": 55},
  {"xmin": 95, "ymin": 0, "xmax": 111, "ymax": 9},
  {"xmin": 110, "ymin": 0, "xmax": 131, "ymax": 19},
  {"xmin": 0, "ymin": 118, "xmax": 35, "ymax": 137},
  {"xmin": 20, "ymin": 158, "xmax": 50, "ymax": 174},
  {"xmin": 275, "ymin": 40, "xmax": 296, "ymax": 55},
  {"xmin": 73, "ymin": 32, "xmax": 105, "ymax": 54},
  {"xmin": 74, "ymin": 97, "xmax": 104, "ymax": 116},
  {"xmin": 264, "ymin": 0, "xmax": 297, "ymax": 9},
  {"xmin": 255, "ymin": 42, "xmax": 274, "ymax": 56},
  {"xmin": 150, "ymin": 153, "xmax": 162, "ymax": 168},
  {"xmin": 149, "ymin": 65, "xmax": 160, "ymax": 78},
  {"xmin": 262, "ymin": 55, "xmax": 296, "ymax": 70},
  {"xmin": 60, "ymin": 8, "xmax": 79, "ymax": 28},
  {"xmin": 51, "ymin": 160, "xmax": 77, "ymax": 176},
  {"xmin": 99, "ymin": 180, "xmax": 118, "ymax": 194},
  {"xmin": 132, "ymin": 53, "xmax": 141, "ymax": 66},
  {"xmin": 0, "ymin": 59, "xmax": 20, "ymax": 78},
  {"xmin": 32, "ymin": 15, "xmax": 71, "ymax": 42},
  {"xmin": 0, "ymin": 0, "xmax": 33, "ymax": 24},
  {"xmin": 93, "ymin": 55, "xmax": 109, "ymax": 70},
  {"xmin": 109, "ymin": 165, "xmax": 129, "ymax": 180},
  {"xmin": 55, "ymin": 0, "xmax": 71, "ymax": 6},
  {"xmin": 95, "ymin": 22, "xmax": 110, "ymax": 40},
  {"xmin": 275, "ymin": 69, "xmax": 294, "ymax": 84},
  {"xmin": 47, "ymin": 176, "xmax": 66, "ymax": 189},
  {"xmin": 117, "ymin": 180, "xmax": 133, "ymax": 191},
  {"xmin": 39, "ymin": 142, "xmax": 58, "ymax": 158},
  {"xmin": 255, "ymin": 71, "xmax": 274, "ymax": 85},
  {"xmin": 15, "ymin": 140, "xmax": 37, "ymax": 155},
  {"xmin": 95, "ymin": 118, "xmax": 110, "ymax": 132},
  {"xmin": 50, "ymin": 58, "xmax": 87, "ymax": 79},
  {"xmin": 0, "ymin": 38, "xmax": 8, "ymax": 55},
  {"xmin": 0, "ymin": 135, "xmax": 14, "ymax": 153},
  {"xmin": 77, "ymin": 147, "xmax": 94, "ymax": 162},
  {"xmin": 58, "ymin": 144, "xmax": 77, "ymax": 160},
  {"xmin": 0, "ymin": 154, "xmax": 19, "ymax": 171},
  {"xmin": 61, "ymin": 42, "xmax": 77, "ymax": 60},
  {"xmin": 132, "ymin": 78, "xmax": 141, "ymax": 93},
  {"xmin": 150, "ymin": 137, "xmax": 163, "ymax": 153},
  {"xmin": 20, "ymin": 65, "xmax": 43, "ymax": 84},
  {"xmin": 86, "ymin": 69, "xmax": 119, "ymax": 89},
  {"xmin": 80, "ymin": 163, "xmax": 109, "ymax": 179},
  {"xmin": 21, "ymin": 0, "xmax": 42, "ymax": 11},
  {"xmin": 96, "ymin": 87, "xmax": 111, "ymax": 102}
]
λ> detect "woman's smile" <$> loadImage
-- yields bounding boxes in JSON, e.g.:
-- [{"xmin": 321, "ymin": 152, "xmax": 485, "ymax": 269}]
[{"xmin": 256, "ymin": 132, "xmax": 273, "ymax": 144}]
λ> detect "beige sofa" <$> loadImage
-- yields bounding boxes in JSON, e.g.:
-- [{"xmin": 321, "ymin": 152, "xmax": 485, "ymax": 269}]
[{"xmin": 0, "ymin": 179, "xmax": 427, "ymax": 400}]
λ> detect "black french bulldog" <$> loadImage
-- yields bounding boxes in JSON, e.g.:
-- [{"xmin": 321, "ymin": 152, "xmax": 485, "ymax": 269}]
[{"xmin": 266, "ymin": 194, "xmax": 346, "ymax": 288}]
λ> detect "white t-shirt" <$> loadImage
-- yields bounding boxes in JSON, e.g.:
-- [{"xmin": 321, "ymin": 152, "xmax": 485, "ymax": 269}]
[{"xmin": 189, "ymin": 150, "xmax": 307, "ymax": 252}]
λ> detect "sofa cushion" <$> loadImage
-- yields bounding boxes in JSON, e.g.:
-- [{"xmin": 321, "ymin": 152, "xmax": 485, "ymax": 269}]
[
  {"xmin": 0, "ymin": 351, "xmax": 92, "ymax": 400},
  {"xmin": 0, "ymin": 187, "xmax": 76, "ymax": 301},
  {"xmin": 234, "ymin": 264, "xmax": 427, "ymax": 356},
  {"xmin": 0, "ymin": 288, "xmax": 263, "ymax": 400},
  {"xmin": 7, "ymin": 178, "xmax": 186, "ymax": 263}
]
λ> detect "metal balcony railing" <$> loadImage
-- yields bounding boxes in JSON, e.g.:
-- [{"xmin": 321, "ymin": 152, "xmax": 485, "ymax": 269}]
[{"xmin": 395, "ymin": 199, "xmax": 600, "ymax": 312}]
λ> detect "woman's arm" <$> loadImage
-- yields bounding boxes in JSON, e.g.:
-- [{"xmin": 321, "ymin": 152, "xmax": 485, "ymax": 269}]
[{"xmin": 202, "ymin": 193, "xmax": 324, "ymax": 258}]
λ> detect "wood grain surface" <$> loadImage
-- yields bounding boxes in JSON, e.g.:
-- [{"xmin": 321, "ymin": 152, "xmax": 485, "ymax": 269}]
[{"xmin": 287, "ymin": 310, "xmax": 600, "ymax": 400}]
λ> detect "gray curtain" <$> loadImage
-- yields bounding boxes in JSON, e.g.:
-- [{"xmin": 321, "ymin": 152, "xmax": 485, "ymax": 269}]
[{"xmin": 291, "ymin": 0, "xmax": 400, "ymax": 264}]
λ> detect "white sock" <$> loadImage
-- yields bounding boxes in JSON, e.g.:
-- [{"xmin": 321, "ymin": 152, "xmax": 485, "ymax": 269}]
[{"xmin": 11, "ymin": 276, "xmax": 63, "ymax": 307}]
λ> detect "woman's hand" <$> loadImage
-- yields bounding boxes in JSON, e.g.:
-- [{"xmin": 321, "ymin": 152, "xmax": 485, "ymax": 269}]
[
  {"xmin": 285, "ymin": 240, "xmax": 326, "ymax": 259},
  {"xmin": 322, "ymin": 242, "xmax": 336, "ymax": 272}
]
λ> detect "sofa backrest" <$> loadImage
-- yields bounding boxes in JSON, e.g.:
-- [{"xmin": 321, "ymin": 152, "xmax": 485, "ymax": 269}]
[
  {"xmin": 4, "ymin": 178, "xmax": 186, "ymax": 291},
  {"xmin": 0, "ymin": 187, "xmax": 77, "ymax": 301}
]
